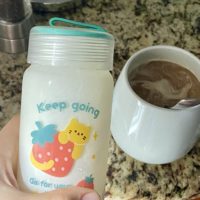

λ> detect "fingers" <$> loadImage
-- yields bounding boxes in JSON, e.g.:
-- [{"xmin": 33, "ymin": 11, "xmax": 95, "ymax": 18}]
[
  {"xmin": 0, "ymin": 181, "xmax": 27, "ymax": 200},
  {"xmin": 27, "ymin": 187, "xmax": 100, "ymax": 200},
  {"xmin": 0, "ymin": 115, "xmax": 19, "ymax": 188},
  {"xmin": 0, "ymin": 114, "xmax": 20, "ymax": 188},
  {"xmin": 0, "ymin": 181, "xmax": 100, "ymax": 200},
  {"xmin": 0, "ymin": 156, "xmax": 18, "ymax": 188},
  {"xmin": 0, "ymin": 114, "xmax": 20, "ymax": 159}
]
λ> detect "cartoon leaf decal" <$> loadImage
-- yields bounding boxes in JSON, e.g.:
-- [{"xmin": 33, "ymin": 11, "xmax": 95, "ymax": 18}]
[
  {"xmin": 85, "ymin": 175, "xmax": 94, "ymax": 183},
  {"xmin": 31, "ymin": 121, "xmax": 57, "ymax": 147}
]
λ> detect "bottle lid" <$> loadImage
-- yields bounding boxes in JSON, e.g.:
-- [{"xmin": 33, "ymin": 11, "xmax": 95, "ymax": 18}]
[{"xmin": 27, "ymin": 17, "xmax": 114, "ymax": 70}]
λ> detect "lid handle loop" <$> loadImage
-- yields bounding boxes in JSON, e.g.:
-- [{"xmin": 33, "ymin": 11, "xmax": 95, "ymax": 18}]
[{"xmin": 49, "ymin": 17, "xmax": 107, "ymax": 32}]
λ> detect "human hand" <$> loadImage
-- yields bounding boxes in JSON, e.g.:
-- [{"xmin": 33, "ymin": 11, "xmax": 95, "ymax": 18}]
[{"xmin": 0, "ymin": 115, "xmax": 100, "ymax": 200}]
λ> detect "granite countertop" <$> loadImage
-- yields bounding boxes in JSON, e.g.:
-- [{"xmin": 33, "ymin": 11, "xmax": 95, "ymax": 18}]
[{"xmin": 1, "ymin": 0, "xmax": 200, "ymax": 199}]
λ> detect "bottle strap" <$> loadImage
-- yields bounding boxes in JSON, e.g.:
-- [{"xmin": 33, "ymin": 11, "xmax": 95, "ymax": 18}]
[{"xmin": 49, "ymin": 17, "xmax": 107, "ymax": 32}]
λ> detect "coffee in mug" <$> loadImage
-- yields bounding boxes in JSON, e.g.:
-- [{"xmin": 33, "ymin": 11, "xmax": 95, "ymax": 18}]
[{"xmin": 129, "ymin": 60, "xmax": 200, "ymax": 108}]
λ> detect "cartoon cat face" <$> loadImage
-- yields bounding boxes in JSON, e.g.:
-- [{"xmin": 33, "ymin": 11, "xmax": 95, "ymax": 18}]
[{"xmin": 61, "ymin": 118, "xmax": 91, "ymax": 145}]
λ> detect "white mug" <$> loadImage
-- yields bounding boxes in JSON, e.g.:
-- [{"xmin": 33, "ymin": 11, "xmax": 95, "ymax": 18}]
[{"xmin": 111, "ymin": 45, "xmax": 200, "ymax": 164}]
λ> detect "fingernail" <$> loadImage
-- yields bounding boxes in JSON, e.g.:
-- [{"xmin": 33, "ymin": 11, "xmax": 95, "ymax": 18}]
[{"xmin": 81, "ymin": 192, "xmax": 100, "ymax": 200}]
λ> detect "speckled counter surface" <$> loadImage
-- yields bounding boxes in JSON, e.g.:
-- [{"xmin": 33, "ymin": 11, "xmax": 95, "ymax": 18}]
[{"xmin": 1, "ymin": 0, "xmax": 200, "ymax": 199}]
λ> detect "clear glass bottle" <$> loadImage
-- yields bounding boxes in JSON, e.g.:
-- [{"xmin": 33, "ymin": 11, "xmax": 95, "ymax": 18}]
[{"xmin": 18, "ymin": 18, "xmax": 114, "ymax": 196}]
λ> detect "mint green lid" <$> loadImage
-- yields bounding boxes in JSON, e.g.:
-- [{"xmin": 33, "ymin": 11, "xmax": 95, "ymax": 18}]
[
  {"xmin": 28, "ymin": 17, "xmax": 115, "ymax": 70},
  {"xmin": 31, "ymin": 17, "xmax": 113, "ymax": 40}
]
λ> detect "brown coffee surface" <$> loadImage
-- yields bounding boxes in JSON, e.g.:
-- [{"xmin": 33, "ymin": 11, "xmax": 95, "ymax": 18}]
[{"xmin": 129, "ymin": 60, "xmax": 200, "ymax": 108}]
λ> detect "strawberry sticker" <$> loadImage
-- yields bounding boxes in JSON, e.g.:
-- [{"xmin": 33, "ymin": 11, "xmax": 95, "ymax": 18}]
[
  {"xmin": 77, "ymin": 175, "xmax": 94, "ymax": 189},
  {"xmin": 30, "ymin": 119, "xmax": 91, "ymax": 177},
  {"xmin": 31, "ymin": 134, "xmax": 74, "ymax": 177}
]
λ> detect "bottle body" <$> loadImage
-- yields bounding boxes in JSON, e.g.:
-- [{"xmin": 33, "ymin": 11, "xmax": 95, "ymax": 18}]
[{"xmin": 18, "ymin": 64, "xmax": 113, "ymax": 196}]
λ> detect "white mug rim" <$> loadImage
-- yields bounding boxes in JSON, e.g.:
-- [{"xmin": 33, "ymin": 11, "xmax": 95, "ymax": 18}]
[{"xmin": 123, "ymin": 45, "xmax": 200, "ymax": 113}]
